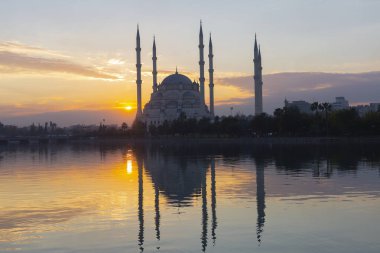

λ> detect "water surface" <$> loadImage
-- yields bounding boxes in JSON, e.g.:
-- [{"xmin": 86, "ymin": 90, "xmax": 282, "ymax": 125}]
[{"xmin": 0, "ymin": 143, "xmax": 379, "ymax": 252}]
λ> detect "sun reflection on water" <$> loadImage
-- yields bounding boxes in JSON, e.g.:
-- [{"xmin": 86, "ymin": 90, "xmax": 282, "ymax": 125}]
[{"xmin": 126, "ymin": 160, "xmax": 133, "ymax": 174}]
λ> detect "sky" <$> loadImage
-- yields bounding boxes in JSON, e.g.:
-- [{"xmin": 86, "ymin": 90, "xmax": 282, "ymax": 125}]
[{"xmin": 0, "ymin": 0, "xmax": 380, "ymax": 126}]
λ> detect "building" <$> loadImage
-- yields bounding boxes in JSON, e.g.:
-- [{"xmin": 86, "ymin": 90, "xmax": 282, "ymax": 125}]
[
  {"xmin": 254, "ymin": 35, "xmax": 264, "ymax": 115},
  {"xmin": 284, "ymin": 97, "xmax": 350, "ymax": 114},
  {"xmin": 354, "ymin": 102, "xmax": 380, "ymax": 116},
  {"xmin": 135, "ymin": 23, "xmax": 213, "ymax": 126},
  {"xmin": 134, "ymin": 24, "xmax": 264, "ymax": 125},
  {"xmin": 331, "ymin": 97, "xmax": 349, "ymax": 111},
  {"xmin": 284, "ymin": 99, "xmax": 312, "ymax": 114}
]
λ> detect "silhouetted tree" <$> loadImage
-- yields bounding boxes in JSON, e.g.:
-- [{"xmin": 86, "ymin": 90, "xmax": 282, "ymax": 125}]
[
  {"xmin": 330, "ymin": 109, "xmax": 360, "ymax": 136},
  {"xmin": 121, "ymin": 122, "xmax": 129, "ymax": 133},
  {"xmin": 131, "ymin": 120, "xmax": 146, "ymax": 137},
  {"xmin": 251, "ymin": 113, "xmax": 274, "ymax": 136}
]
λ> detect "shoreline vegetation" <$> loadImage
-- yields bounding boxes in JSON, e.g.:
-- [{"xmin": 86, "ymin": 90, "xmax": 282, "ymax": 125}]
[
  {"xmin": 1, "ymin": 105, "xmax": 380, "ymax": 145},
  {"xmin": 2, "ymin": 135, "xmax": 380, "ymax": 146}
]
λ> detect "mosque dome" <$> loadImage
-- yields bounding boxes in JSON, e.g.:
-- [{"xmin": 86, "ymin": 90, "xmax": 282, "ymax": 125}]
[{"xmin": 160, "ymin": 72, "xmax": 194, "ymax": 90}]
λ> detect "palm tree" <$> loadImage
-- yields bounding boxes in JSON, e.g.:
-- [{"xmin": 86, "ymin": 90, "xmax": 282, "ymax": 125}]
[
  {"xmin": 121, "ymin": 122, "xmax": 128, "ymax": 133},
  {"xmin": 319, "ymin": 102, "xmax": 332, "ymax": 135},
  {"xmin": 321, "ymin": 103, "xmax": 332, "ymax": 117},
  {"xmin": 310, "ymin": 102, "xmax": 319, "ymax": 114}
]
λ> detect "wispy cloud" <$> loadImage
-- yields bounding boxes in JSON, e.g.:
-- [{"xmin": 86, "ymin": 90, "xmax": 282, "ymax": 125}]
[
  {"xmin": 0, "ymin": 41, "xmax": 68, "ymax": 58},
  {"xmin": 107, "ymin": 58, "xmax": 125, "ymax": 65},
  {"xmin": 217, "ymin": 71, "xmax": 380, "ymax": 95},
  {"xmin": 0, "ymin": 41, "xmax": 121, "ymax": 80}
]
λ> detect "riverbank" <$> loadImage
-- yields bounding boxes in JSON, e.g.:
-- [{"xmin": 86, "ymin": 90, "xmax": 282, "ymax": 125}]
[
  {"xmin": 2, "ymin": 136, "xmax": 380, "ymax": 146},
  {"xmin": 94, "ymin": 136, "xmax": 380, "ymax": 145}
]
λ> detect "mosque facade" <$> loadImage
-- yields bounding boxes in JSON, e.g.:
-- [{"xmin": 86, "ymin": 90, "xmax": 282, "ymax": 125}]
[{"xmin": 134, "ymin": 23, "xmax": 263, "ymax": 125}]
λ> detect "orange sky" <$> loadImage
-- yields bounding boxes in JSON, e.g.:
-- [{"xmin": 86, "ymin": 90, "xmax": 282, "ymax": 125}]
[{"xmin": 1, "ymin": 1, "xmax": 380, "ymax": 125}]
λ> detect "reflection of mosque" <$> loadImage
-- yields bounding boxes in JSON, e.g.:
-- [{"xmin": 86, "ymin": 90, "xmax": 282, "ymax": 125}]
[{"xmin": 134, "ymin": 146, "xmax": 266, "ymax": 251}]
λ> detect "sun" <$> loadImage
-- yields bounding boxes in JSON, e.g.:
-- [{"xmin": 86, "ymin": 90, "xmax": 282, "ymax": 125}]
[{"xmin": 124, "ymin": 106, "xmax": 132, "ymax": 111}]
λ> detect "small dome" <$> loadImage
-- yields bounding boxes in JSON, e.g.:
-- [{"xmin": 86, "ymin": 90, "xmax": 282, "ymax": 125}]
[{"xmin": 160, "ymin": 72, "xmax": 193, "ymax": 90}]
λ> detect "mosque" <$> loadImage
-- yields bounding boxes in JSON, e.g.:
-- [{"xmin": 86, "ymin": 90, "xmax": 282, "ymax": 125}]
[{"xmin": 134, "ymin": 23, "xmax": 263, "ymax": 126}]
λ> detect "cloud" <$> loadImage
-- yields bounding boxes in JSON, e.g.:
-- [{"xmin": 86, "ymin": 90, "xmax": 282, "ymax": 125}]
[
  {"xmin": 0, "ymin": 108, "xmax": 135, "ymax": 127},
  {"xmin": 0, "ymin": 41, "xmax": 120, "ymax": 80},
  {"xmin": 107, "ymin": 58, "xmax": 125, "ymax": 65},
  {"xmin": 0, "ymin": 41, "xmax": 68, "ymax": 58},
  {"xmin": 216, "ymin": 71, "xmax": 380, "ymax": 114}
]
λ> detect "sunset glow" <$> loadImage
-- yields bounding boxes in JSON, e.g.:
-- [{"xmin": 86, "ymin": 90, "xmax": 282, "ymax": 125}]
[{"xmin": 0, "ymin": 1, "xmax": 379, "ymax": 126}]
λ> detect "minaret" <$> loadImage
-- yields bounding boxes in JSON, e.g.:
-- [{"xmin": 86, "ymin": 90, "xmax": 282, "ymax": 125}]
[
  {"xmin": 208, "ymin": 33, "xmax": 215, "ymax": 119},
  {"xmin": 136, "ymin": 25, "xmax": 143, "ymax": 119},
  {"xmin": 152, "ymin": 36, "xmax": 158, "ymax": 92},
  {"xmin": 199, "ymin": 21, "xmax": 205, "ymax": 105},
  {"xmin": 254, "ymin": 34, "xmax": 263, "ymax": 115}
]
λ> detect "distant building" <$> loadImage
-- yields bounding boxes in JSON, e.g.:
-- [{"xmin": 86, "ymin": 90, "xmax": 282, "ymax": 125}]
[
  {"xmin": 284, "ymin": 99, "xmax": 312, "ymax": 114},
  {"xmin": 284, "ymin": 97, "xmax": 351, "ymax": 114},
  {"xmin": 370, "ymin": 103, "xmax": 380, "ymax": 111},
  {"xmin": 331, "ymin": 97, "xmax": 349, "ymax": 111},
  {"xmin": 353, "ymin": 103, "xmax": 380, "ymax": 116}
]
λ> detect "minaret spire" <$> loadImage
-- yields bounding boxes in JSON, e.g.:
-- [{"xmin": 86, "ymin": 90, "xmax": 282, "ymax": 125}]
[
  {"xmin": 254, "ymin": 33, "xmax": 258, "ymax": 55},
  {"xmin": 198, "ymin": 20, "xmax": 205, "ymax": 105},
  {"xmin": 152, "ymin": 35, "xmax": 158, "ymax": 92},
  {"xmin": 254, "ymin": 34, "xmax": 263, "ymax": 115},
  {"xmin": 136, "ymin": 25, "xmax": 143, "ymax": 119},
  {"xmin": 258, "ymin": 45, "xmax": 262, "ymax": 64},
  {"xmin": 208, "ymin": 33, "xmax": 215, "ymax": 119}
]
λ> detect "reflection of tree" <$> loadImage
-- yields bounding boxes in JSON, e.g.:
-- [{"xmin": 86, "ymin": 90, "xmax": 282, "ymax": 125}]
[{"xmin": 260, "ymin": 144, "xmax": 375, "ymax": 176}]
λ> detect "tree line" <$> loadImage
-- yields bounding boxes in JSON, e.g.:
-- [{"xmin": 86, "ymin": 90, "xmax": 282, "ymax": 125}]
[
  {"xmin": 143, "ymin": 103, "xmax": 380, "ymax": 137},
  {"xmin": 1, "ymin": 103, "xmax": 380, "ymax": 138}
]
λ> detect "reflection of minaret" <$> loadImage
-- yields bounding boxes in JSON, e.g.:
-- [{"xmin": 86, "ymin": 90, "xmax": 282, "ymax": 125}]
[
  {"xmin": 256, "ymin": 165, "xmax": 266, "ymax": 244},
  {"xmin": 137, "ymin": 157, "xmax": 144, "ymax": 252},
  {"xmin": 210, "ymin": 157, "xmax": 217, "ymax": 245},
  {"xmin": 201, "ymin": 165, "xmax": 208, "ymax": 252},
  {"xmin": 154, "ymin": 183, "xmax": 161, "ymax": 242}
]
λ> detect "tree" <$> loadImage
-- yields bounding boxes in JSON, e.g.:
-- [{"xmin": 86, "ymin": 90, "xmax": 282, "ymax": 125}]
[
  {"xmin": 131, "ymin": 120, "xmax": 146, "ymax": 137},
  {"xmin": 318, "ymin": 102, "xmax": 332, "ymax": 136},
  {"xmin": 121, "ymin": 122, "xmax": 128, "ymax": 133},
  {"xmin": 329, "ymin": 109, "xmax": 360, "ymax": 136},
  {"xmin": 310, "ymin": 102, "xmax": 319, "ymax": 114},
  {"xmin": 273, "ymin": 106, "xmax": 312, "ymax": 136},
  {"xmin": 252, "ymin": 113, "xmax": 274, "ymax": 136}
]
